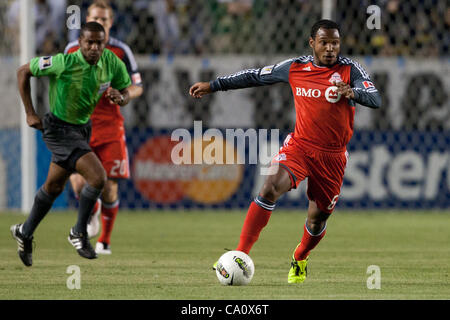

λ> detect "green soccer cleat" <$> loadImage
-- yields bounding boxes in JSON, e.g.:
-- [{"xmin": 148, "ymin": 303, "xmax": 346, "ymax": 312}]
[
  {"xmin": 288, "ymin": 254, "xmax": 308, "ymax": 284},
  {"xmin": 213, "ymin": 248, "xmax": 232, "ymax": 271}
]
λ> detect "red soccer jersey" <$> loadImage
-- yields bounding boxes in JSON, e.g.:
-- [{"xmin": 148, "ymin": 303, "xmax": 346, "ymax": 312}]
[
  {"xmin": 288, "ymin": 60, "xmax": 353, "ymax": 150},
  {"xmin": 211, "ymin": 55, "xmax": 380, "ymax": 151},
  {"xmin": 64, "ymin": 37, "xmax": 142, "ymax": 146}
]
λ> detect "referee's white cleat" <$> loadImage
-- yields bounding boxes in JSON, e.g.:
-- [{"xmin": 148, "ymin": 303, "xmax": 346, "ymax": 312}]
[{"xmin": 68, "ymin": 228, "xmax": 97, "ymax": 259}]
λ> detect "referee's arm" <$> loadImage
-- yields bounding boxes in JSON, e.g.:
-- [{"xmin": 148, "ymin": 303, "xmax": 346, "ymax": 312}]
[
  {"xmin": 17, "ymin": 63, "xmax": 43, "ymax": 130},
  {"xmin": 105, "ymin": 85, "xmax": 132, "ymax": 106}
]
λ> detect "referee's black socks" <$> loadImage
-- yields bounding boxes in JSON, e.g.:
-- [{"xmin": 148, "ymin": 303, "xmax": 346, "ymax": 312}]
[
  {"xmin": 21, "ymin": 187, "xmax": 58, "ymax": 238},
  {"xmin": 73, "ymin": 184, "xmax": 102, "ymax": 235}
]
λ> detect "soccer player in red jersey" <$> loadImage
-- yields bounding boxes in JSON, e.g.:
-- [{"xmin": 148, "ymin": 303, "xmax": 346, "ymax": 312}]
[
  {"xmin": 189, "ymin": 20, "xmax": 381, "ymax": 283},
  {"xmin": 65, "ymin": 1, "xmax": 143, "ymax": 255}
]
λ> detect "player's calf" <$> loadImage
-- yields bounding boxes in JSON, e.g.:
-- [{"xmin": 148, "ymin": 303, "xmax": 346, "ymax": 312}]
[{"xmin": 73, "ymin": 183, "xmax": 103, "ymax": 235}]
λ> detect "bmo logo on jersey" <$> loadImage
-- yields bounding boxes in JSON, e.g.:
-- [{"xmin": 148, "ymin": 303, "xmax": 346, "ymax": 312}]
[
  {"xmin": 295, "ymin": 86, "xmax": 342, "ymax": 103},
  {"xmin": 295, "ymin": 87, "xmax": 321, "ymax": 98},
  {"xmin": 325, "ymin": 86, "xmax": 341, "ymax": 103}
]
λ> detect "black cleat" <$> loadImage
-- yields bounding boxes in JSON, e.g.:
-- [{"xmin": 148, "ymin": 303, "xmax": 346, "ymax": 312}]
[
  {"xmin": 10, "ymin": 224, "xmax": 33, "ymax": 267},
  {"xmin": 68, "ymin": 228, "xmax": 97, "ymax": 259}
]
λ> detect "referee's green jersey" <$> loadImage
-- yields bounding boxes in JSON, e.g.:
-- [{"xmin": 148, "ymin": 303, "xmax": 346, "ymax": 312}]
[{"xmin": 30, "ymin": 48, "xmax": 131, "ymax": 125}]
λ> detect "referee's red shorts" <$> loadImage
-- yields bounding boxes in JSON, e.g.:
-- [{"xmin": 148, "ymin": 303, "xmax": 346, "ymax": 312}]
[{"xmin": 271, "ymin": 133, "xmax": 348, "ymax": 214}]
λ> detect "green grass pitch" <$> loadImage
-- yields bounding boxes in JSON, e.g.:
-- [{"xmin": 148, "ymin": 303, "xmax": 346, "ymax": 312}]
[{"xmin": 0, "ymin": 209, "xmax": 449, "ymax": 300}]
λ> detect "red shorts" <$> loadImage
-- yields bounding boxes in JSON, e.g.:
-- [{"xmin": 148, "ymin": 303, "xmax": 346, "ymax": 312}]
[
  {"xmin": 90, "ymin": 136, "xmax": 130, "ymax": 179},
  {"xmin": 272, "ymin": 133, "xmax": 348, "ymax": 214}
]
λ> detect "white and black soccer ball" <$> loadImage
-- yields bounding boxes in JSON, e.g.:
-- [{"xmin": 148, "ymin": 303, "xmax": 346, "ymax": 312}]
[{"xmin": 215, "ymin": 250, "xmax": 254, "ymax": 286}]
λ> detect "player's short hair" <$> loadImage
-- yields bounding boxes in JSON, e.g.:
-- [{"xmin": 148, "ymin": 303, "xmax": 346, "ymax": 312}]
[
  {"xmin": 87, "ymin": 0, "xmax": 114, "ymax": 20},
  {"xmin": 80, "ymin": 21, "xmax": 106, "ymax": 37},
  {"xmin": 310, "ymin": 19, "xmax": 341, "ymax": 39}
]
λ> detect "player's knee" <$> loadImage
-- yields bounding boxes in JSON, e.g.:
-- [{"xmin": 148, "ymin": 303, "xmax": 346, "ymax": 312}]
[
  {"xmin": 306, "ymin": 216, "xmax": 327, "ymax": 235},
  {"xmin": 88, "ymin": 169, "xmax": 107, "ymax": 191},
  {"xmin": 43, "ymin": 182, "xmax": 65, "ymax": 197},
  {"xmin": 307, "ymin": 220, "xmax": 323, "ymax": 235},
  {"xmin": 259, "ymin": 167, "xmax": 291, "ymax": 202},
  {"xmin": 260, "ymin": 180, "xmax": 284, "ymax": 202}
]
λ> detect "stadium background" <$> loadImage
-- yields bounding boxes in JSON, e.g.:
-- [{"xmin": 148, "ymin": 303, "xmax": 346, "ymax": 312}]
[{"xmin": 0, "ymin": 0, "xmax": 448, "ymax": 212}]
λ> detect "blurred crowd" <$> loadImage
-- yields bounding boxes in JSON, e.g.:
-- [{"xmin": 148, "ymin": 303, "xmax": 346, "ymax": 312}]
[{"xmin": 1, "ymin": 0, "xmax": 449, "ymax": 57}]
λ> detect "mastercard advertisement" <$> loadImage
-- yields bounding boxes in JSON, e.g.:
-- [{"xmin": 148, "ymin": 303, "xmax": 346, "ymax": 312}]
[
  {"xmin": 130, "ymin": 133, "xmax": 245, "ymax": 205},
  {"xmin": 63, "ymin": 128, "xmax": 445, "ymax": 210}
]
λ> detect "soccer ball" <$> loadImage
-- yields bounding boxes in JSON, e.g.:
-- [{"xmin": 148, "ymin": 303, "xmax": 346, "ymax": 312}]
[{"xmin": 215, "ymin": 250, "xmax": 254, "ymax": 286}]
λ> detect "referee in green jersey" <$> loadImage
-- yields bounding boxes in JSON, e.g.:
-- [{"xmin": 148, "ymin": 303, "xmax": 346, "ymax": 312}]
[{"xmin": 11, "ymin": 22, "xmax": 132, "ymax": 266}]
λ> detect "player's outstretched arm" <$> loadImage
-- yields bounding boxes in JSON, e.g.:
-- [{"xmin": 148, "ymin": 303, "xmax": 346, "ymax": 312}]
[
  {"xmin": 17, "ymin": 63, "xmax": 42, "ymax": 130},
  {"xmin": 189, "ymin": 60, "xmax": 292, "ymax": 98},
  {"xmin": 189, "ymin": 82, "xmax": 212, "ymax": 99},
  {"xmin": 206, "ymin": 61, "xmax": 293, "ymax": 95}
]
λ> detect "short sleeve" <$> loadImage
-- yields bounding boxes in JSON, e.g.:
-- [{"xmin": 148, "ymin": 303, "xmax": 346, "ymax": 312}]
[
  {"xmin": 111, "ymin": 57, "xmax": 132, "ymax": 91},
  {"xmin": 29, "ymin": 53, "xmax": 65, "ymax": 77}
]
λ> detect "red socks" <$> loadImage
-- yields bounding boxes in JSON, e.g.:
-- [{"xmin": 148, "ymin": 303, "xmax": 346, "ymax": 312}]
[
  {"xmin": 294, "ymin": 223, "xmax": 327, "ymax": 261},
  {"xmin": 236, "ymin": 197, "xmax": 274, "ymax": 254},
  {"xmin": 97, "ymin": 201, "xmax": 119, "ymax": 245},
  {"xmin": 236, "ymin": 196, "xmax": 326, "ymax": 260}
]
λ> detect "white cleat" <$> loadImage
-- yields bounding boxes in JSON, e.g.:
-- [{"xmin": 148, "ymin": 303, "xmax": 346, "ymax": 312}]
[
  {"xmin": 87, "ymin": 199, "xmax": 101, "ymax": 239},
  {"xmin": 95, "ymin": 242, "xmax": 112, "ymax": 255}
]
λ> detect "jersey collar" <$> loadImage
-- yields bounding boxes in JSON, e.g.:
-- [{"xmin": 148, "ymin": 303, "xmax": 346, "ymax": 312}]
[
  {"xmin": 75, "ymin": 49, "xmax": 104, "ymax": 69},
  {"xmin": 311, "ymin": 55, "xmax": 340, "ymax": 69}
]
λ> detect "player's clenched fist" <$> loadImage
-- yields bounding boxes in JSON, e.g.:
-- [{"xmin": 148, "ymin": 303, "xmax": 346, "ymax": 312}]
[
  {"xmin": 189, "ymin": 82, "xmax": 212, "ymax": 98},
  {"xmin": 106, "ymin": 87, "xmax": 128, "ymax": 106},
  {"xmin": 26, "ymin": 113, "xmax": 43, "ymax": 131}
]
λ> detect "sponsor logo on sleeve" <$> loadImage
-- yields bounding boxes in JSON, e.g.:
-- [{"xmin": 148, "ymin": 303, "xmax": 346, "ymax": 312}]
[
  {"xmin": 362, "ymin": 81, "xmax": 374, "ymax": 89},
  {"xmin": 260, "ymin": 65, "xmax": 274, "ymax": 75},
  {"xmin": 39, "ymin": 56, "xmax": 53, "ymax": 70}
]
